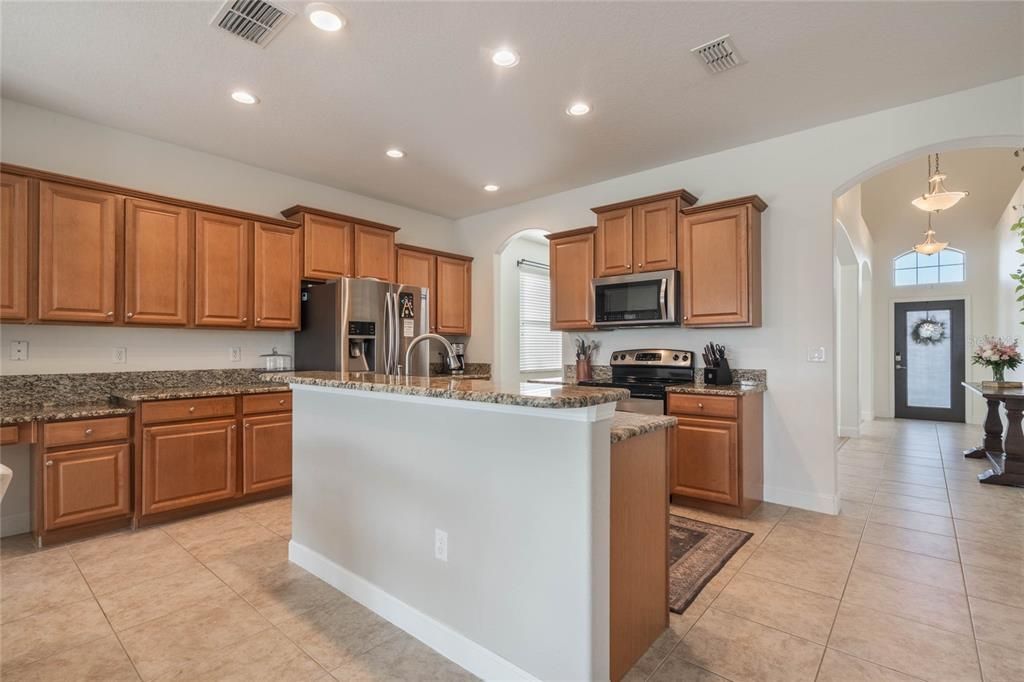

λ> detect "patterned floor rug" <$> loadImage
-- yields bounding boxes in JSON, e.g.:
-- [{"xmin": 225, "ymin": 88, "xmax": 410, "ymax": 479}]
[{"xmin": 668, "ymin": 514, "xmax": 753, "ymax": 614}]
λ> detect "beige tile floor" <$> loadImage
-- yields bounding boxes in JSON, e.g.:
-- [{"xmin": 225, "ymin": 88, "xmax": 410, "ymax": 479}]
[
  {"xmin": 1, "ymin": 419, "xmax": 1021, "ymax": 681},
  {"xmin": 0, "ymin": 496, "xmax": 474, "ymax": 681},
  {"xmin": 627, "ymin": 418, "xmax": 1024, "ymax": 682}
]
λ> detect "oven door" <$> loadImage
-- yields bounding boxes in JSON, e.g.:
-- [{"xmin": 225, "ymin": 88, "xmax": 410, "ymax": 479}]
[{"xmin": 593, "ymin": 270, "xmax": 678, "ymax": 327}]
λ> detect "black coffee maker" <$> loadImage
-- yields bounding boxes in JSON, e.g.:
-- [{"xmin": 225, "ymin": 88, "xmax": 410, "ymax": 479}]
[{"xmin": 439, "ymin": 342, "xmax": 466, "ymax": 374}]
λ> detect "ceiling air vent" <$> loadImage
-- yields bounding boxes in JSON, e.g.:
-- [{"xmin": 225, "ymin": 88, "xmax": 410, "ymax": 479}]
[
  {"xmin": 690, "ymin": 34, "xmax": 745, "ymax": 74},
  {"xmin": 211, "ymin": 0, "xmax": 294, "ymax": 48}
]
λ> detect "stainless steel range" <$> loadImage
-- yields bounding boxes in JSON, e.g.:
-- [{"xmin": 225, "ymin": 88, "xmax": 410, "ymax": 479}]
[{"xmin": 578, "ymin": 348, "xmax": 694, "ymax": 414}]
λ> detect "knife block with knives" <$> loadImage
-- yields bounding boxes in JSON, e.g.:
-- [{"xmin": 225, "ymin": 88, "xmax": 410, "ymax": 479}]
[{"xmin": 702, "ymin": 343, "xmax": 734, "ymax": 386}]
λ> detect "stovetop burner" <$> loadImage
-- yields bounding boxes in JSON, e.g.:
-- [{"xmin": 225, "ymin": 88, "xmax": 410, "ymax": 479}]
[{"xmin": 580, "ymin": 348, "xmax": 695, "ymax": 401}]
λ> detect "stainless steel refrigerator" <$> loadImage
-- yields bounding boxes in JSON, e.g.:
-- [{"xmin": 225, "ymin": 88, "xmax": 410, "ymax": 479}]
[{"xmin": 295, "ymin": 278, "xmax": 430, "ymax": 376}]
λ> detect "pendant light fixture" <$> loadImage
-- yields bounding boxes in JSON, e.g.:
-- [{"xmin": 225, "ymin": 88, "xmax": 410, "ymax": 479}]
[
  {"xmin": 914, "ymin": 212, "xmax": 949, "ymax": 256},
  {"xmin": 911, "ymin": 153, "xmax": 969, "ymax": 212}
]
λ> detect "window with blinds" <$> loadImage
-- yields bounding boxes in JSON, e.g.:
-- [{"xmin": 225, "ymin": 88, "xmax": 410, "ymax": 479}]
[{"xmin": 519, "ymin": 265, "xmax": 562, "ymax": 372}]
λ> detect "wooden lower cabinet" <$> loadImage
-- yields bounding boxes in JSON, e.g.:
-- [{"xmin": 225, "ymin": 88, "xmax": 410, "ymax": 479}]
[
  {"xmin": 141, "ymin": 418, "xmax": 237, "ymax": 515},
  {"xmin": 43, "ymin": 443, "xmax": 131, "ymax": 531},
  {"xmin": 243, "ymin": 413, "xmax": 292, "ymax": 494},
  {"xmin": 668, "ymin": 392, "xmax": 763, "ymax": 516}
]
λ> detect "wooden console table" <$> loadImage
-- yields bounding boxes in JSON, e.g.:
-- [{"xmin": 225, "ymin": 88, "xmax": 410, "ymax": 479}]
[{"xmin": 963, "ymin": 382, "xmax": 1024, "ymax": 487}]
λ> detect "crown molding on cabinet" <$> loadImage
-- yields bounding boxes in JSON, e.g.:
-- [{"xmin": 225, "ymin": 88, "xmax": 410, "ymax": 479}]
[
  {"xmin": 681, "ymin": 194, "xmax": 767, "ymax": 215},
  {"xmin": 280, "ymin": 205, "xmax": 401, "ymax": 233},
  {"xmin": 590, "ymin": 188, "xmax": 698, "ymax": 214}
]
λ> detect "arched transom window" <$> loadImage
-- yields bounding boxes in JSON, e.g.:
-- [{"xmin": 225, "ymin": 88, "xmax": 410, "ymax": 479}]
[{"xmin": 893, "ymin": 248, "xmax": 965, "ymax": 286}]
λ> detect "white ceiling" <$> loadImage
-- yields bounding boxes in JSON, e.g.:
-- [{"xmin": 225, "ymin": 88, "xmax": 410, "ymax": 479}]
[
  {"xmin": 861, "ymin": 147, "xmax": 1023, "ymax": 240},
  {"xmin": 2, "ymin": 1, "xmax": 1022, "ymax": 219}
]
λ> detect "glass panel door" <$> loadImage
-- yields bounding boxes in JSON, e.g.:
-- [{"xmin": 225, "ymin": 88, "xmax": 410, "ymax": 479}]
[{"xmin": 894, "ymin": 300, "xmax": 965, "ymax": 422}]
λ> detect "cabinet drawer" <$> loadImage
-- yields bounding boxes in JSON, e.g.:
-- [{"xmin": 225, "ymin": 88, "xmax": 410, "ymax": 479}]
[
  {"xmin": 666, "ymin": 394, "xmax": 737, "ymax": 419},
  {"xmin": 141, "ymin": 396, "xmax": 237, "ymax": 424},
  {"xmin": 1, "ymin": 425, "xmax": 20, "ymax": 445},
  {"xmin": 43, "ymin": 417, "xmax": 130, "ymax": 448},
  {"xmin": 242, "ymin": 392, "xmax": 291, "ymax": 415}
]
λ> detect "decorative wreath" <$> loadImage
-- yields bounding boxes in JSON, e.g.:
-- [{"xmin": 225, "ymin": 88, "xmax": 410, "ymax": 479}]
[{"xmin": 911, "ymin": 316, "xmax": 947, "ymax": 345}]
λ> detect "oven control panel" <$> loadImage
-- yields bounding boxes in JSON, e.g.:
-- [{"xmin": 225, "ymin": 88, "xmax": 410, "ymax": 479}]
[{"xmin": 609, "ymin": 349, "xmax": 693, "ymax": 367}]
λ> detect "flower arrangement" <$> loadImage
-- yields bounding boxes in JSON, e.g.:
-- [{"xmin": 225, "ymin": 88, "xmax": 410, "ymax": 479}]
[
  {"xmin": 911, "ymin": 317, "xmax": 947, "ymax": 345},
  {"xmin": 971, "ymin": 336, "xmax": 1022, "ymax": 385}
]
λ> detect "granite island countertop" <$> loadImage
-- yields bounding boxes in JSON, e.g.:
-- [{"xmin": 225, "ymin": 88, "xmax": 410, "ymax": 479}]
[
  {"xmin": 262, "ymin": 371, "xmax": 629, "ymax": 409},
  {"xmin": 610, "ymin": 412, "xmax": 677, "ymax": 444}
]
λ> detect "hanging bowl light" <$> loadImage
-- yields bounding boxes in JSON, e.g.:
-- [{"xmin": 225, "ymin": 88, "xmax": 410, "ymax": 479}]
[
  {"xmin": 911, "ymin": 153, "xmax": 968, "ymax": 212},
  {"xmin": 913, "ymin": 213, "xmax": 949, "ymax": 255}
]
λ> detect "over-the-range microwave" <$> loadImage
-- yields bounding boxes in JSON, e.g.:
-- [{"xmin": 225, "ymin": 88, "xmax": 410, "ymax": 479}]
[{"xmin": 592, "ymin": 269, "xmax": 680, "ymax": 328}]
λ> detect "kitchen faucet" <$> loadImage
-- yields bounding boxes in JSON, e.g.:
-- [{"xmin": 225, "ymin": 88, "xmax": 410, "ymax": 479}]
[{"xmin": 404, "ymin": 333, "xmax": 459, "ymax": 377}]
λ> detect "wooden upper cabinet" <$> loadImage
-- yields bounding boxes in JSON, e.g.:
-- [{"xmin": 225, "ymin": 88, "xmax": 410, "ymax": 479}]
[
  {"xmin": 592, "ymin": 189, "xmax": 695, "ymax": 277},
  {"xmin": 435, "ymin": 255, "xmax": 471, "ymax": 335},
  {"xmin": 594, "ymin": 208, "xmax": 633, "ymax": 277},
  {"xmin": 302, "ymin": 213, "xmax": 353, "ymax": 280},
  {"xmin": 38, "ymin": 181, "xmax": 119, "ymax": 323},
  {"xmin": 43, "ymin": 442, "xmax": 131, "ymax": 531},
  {"xmin": 124, "ymin": 198, "xmax": 190, "ymax": 326},
  {"xmin": 253, "ymin": 223, "xmax": 301, "ymax": 329},
  {"xmin": 1, "ymin": 173, "xmax": 30, "ymax": 321},
  {"xmin": 396, "ymin": 246, "xmax": 436, "ymax": 331},
  {"xmin": 195, "ymin": 212, "xmax": 249, "ymax": 328},
  {"xmin": 547, "ymin": 227, "xmax": 595, "ymax": 331},
  {"xmin": 354, "ymin": 224, "xmax": 396, "ymax": 281},
  {"xmin": 680, "ymin": 196, "xmax": 766, "ymax": 327},
  {"xmin": 633, "ymin": 198, "xmax": 677, "ymax": 272}
]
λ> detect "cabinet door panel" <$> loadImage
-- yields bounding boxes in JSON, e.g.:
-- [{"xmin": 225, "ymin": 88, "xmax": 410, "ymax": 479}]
[
  {"xmin": 44, "ymin": 443, "xmax": 130, "ymax": 530},
  {"xmin": 1, "ymin": 173, "xmax": 30, "ymax": 320},
  {"xmin": 595, "ymin": 208, "xmax": 633, "ymax": 276},
  {"xmin": 549, "ymin": 232, "xmax": 594, "ymax": 330},
  {"xmin": 243, "ymin": 413, "xmax": 292, "ymax": 494},
  {"xmin": 303, "ymin": 214, "xmax": 353, "ymax": 280},
  {"xmin": 681, "ymin": 206, "xmax": 749, "ymax": 326},
  {"xmin": 633, "ymin": 198, "xmax": 677, "ymax": 272},
  {"xmin": 38, "ymin": 181, "xmax": 118, "ymax": 323},
  {"xmin": 671, "ymin": 417, "xmax": 738, "ymax": 505},
  {"xmin": 253, "ymin": 223, "xmax": 301, "ymax": 329},
  {"xmin": 125, "ymin": 198, "xmax": 189, "ymax": 325},
  {"xmin": 195, "ymin": 212, "xmax": 249, "ymax": 327},
  {"xmin": 141, "ymin": 419, "xmax": 236, "ymax": 515},
  {"xmin": 435, "ymin": 256, "xmax": 470, "ymax": 335},
  {"xmin": 396, "ymin": 248, "xmax": 436, "ymax": 331},
  {"xmin": 353, "ymin": 224, "xmax": 395, "ymax": 281}
]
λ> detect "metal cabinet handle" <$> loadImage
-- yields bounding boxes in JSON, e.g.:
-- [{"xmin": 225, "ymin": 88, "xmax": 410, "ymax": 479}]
[
  {"xmin": 698, "ymin": 403, "xmax": 704, "ymax": 408},
  {"xmin": 106, "ymin": 311, "xmax": 114, "ymax": 317},
  {"xmin": 256, "ymin": 317, "xmax": 262, "ymax": 322},
  {"xmin": 683, "ymin": 315, "xmax": 688, "ymax": 321},
  {"xmin": 278, "ymin": 399, "xmax": 285, "ymax": 405},
  {"xmin": 231, "ymin": 425, "xmax": 237, "ymax": 431},
  {"xmin": 45, "ymin": 460, "xmax": 53, "ymax": 467},
  {"xmin": 189, "ymin": 406, "xmax": 196, "ymax": 413},
  {"xmin": 245, "ymin": 423, "xmax": 251, "ymax": 429},
  {"xmin": 126, "ymin": 312, "xmax": 134, "ymax": 319},
  {"xmin": 85, "ymin": 428, "xmax": 94, "ymax": 436},
  {"xmin": 242, "ymin": 316, "xmax": 248, "ymax": 322}
]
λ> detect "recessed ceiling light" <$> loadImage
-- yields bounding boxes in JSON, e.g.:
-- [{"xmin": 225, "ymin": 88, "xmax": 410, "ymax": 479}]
[
  {"xmin": 306, "ymin": 3, "xmax": 345, "ymax": 32},
  {"xmin": 386, "ymin": 148, "xmax": 405, "ymax": 159},
  {"xmin": 491, "ymin": 48, "xmax": 519, "ymax": 68},
  {"xmin": 231, "ymin": 90, "xmax": 259, "ymax": 105},
  {"xmin": 566, "ymin": 102, "xmax": 591, "ymax": 116},
  {"xmin": 483, "ymin": 184, "xmax": 500, "ymax": 192}
]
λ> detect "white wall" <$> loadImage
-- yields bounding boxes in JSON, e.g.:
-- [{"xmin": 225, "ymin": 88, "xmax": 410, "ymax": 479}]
[
  {"xmin": 0, "ymin": 98, "xmax": 458, "ymax": 375},
  {"xmin": 496, "ymin": 236, "xmax": 550, "ymax": 385},
  {"xmin": 453, "ymin": 76, "xmax": 1024, "ymax": 513},
  {"xmin": 835, "ymin": 228, "xmax": 861, "ymax": 438},
  {"xmin": 994, "ymin": 178, "xmax": 1024, "ymax": 379}
]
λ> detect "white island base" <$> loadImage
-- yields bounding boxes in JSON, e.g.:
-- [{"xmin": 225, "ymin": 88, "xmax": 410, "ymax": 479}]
[{"xmin": 284, "ymin": 380, "xmax": 669, "ymax": 681}]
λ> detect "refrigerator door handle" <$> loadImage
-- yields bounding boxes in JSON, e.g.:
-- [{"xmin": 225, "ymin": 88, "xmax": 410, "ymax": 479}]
[
  {"xmin": 392, "ymin": 291, "xmax": 402, "ymax": 375},
  {"xmin": 383, "ymin": 292, "xmax": 393, "ymax": 375}
]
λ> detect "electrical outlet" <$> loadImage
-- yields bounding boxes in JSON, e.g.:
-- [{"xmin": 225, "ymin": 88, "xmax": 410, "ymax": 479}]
[
  {"xmin": 9, "ymin": 340, "xmax": 28, "ymax": 361},
  {"xmin": 807, "ymin": 346, "xmax": 826, "ymax": 363},
  {"xmin": 112, "ymin": 347, "xmax": 127, "ymax": 364},
  {"xmin": 229, "ymin": 347, "xmax": 242, "ymax": 362},
  {"xmin": 434, "ymin": 529, "xmax": 448, "ymax": 562}
]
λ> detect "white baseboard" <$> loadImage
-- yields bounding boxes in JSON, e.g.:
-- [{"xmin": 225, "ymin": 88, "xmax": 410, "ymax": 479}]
[
  {"xmin": 838, "ymin": 426, "xmax": 860, "ymax": 438},
  {"xmin": 860, "ymin": 411, "xmax": 874, "ymax": 423},
  {"xmin": 289, "ymin": 541, "xmax": 537, "ymax": 681},
  {"xmin": 0, "ymin": 512, "xmax": 30, "ymax": 537},
  {"xmin": 764, "ymin": 486, "xmax": 839, "ymax": 515}
]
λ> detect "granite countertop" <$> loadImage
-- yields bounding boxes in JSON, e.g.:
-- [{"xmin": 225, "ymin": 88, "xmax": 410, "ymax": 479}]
[
  {"xmin": 111, "ymin": 381, "xmax": 289, "ymax": 402},
  {"xmin": 666, "ymin": 378, "xmax": 767, "ymax": 397},
  {"xmin": 1, "ymin": 402, "xmax": 135, "ymax": 425},
  {"xmin": 262, "ymin": 371, "xmax": 629, "ymax": 409},
  {"xmin": 610, "ymin": 412, "xmax": 677, "ymax": 444}
]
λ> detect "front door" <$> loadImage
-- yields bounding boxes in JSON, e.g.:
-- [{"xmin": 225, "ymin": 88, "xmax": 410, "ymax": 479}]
[{"xmin": 894, "ymin": 300, "xmax": 965, "ymax": 422}]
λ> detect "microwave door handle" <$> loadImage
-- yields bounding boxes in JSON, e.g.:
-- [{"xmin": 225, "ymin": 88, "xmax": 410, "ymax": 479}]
[{"xmin": 659, "ymin": 278, "xmax": 668, "ymax": 320}]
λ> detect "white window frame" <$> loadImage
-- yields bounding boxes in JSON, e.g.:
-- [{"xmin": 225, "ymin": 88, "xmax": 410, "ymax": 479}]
[{"xmin": 892, "ymin": 247, "xmax": 966, "ymax": 287}]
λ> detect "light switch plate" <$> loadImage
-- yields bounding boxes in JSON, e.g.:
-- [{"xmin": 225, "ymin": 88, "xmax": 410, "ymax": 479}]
[
  {"xmin": 807, "ymin": 346, "xmax": 826, "ymax": 363},
  {"xmin": 9, "ymin": 340, "xmax": 28, "ymax": 361}
]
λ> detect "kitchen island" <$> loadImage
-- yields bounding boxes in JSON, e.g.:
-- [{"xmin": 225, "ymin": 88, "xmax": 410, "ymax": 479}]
[{"xmin": 263, "ymin": 371, "xmax": 674, "ymax": 681}]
